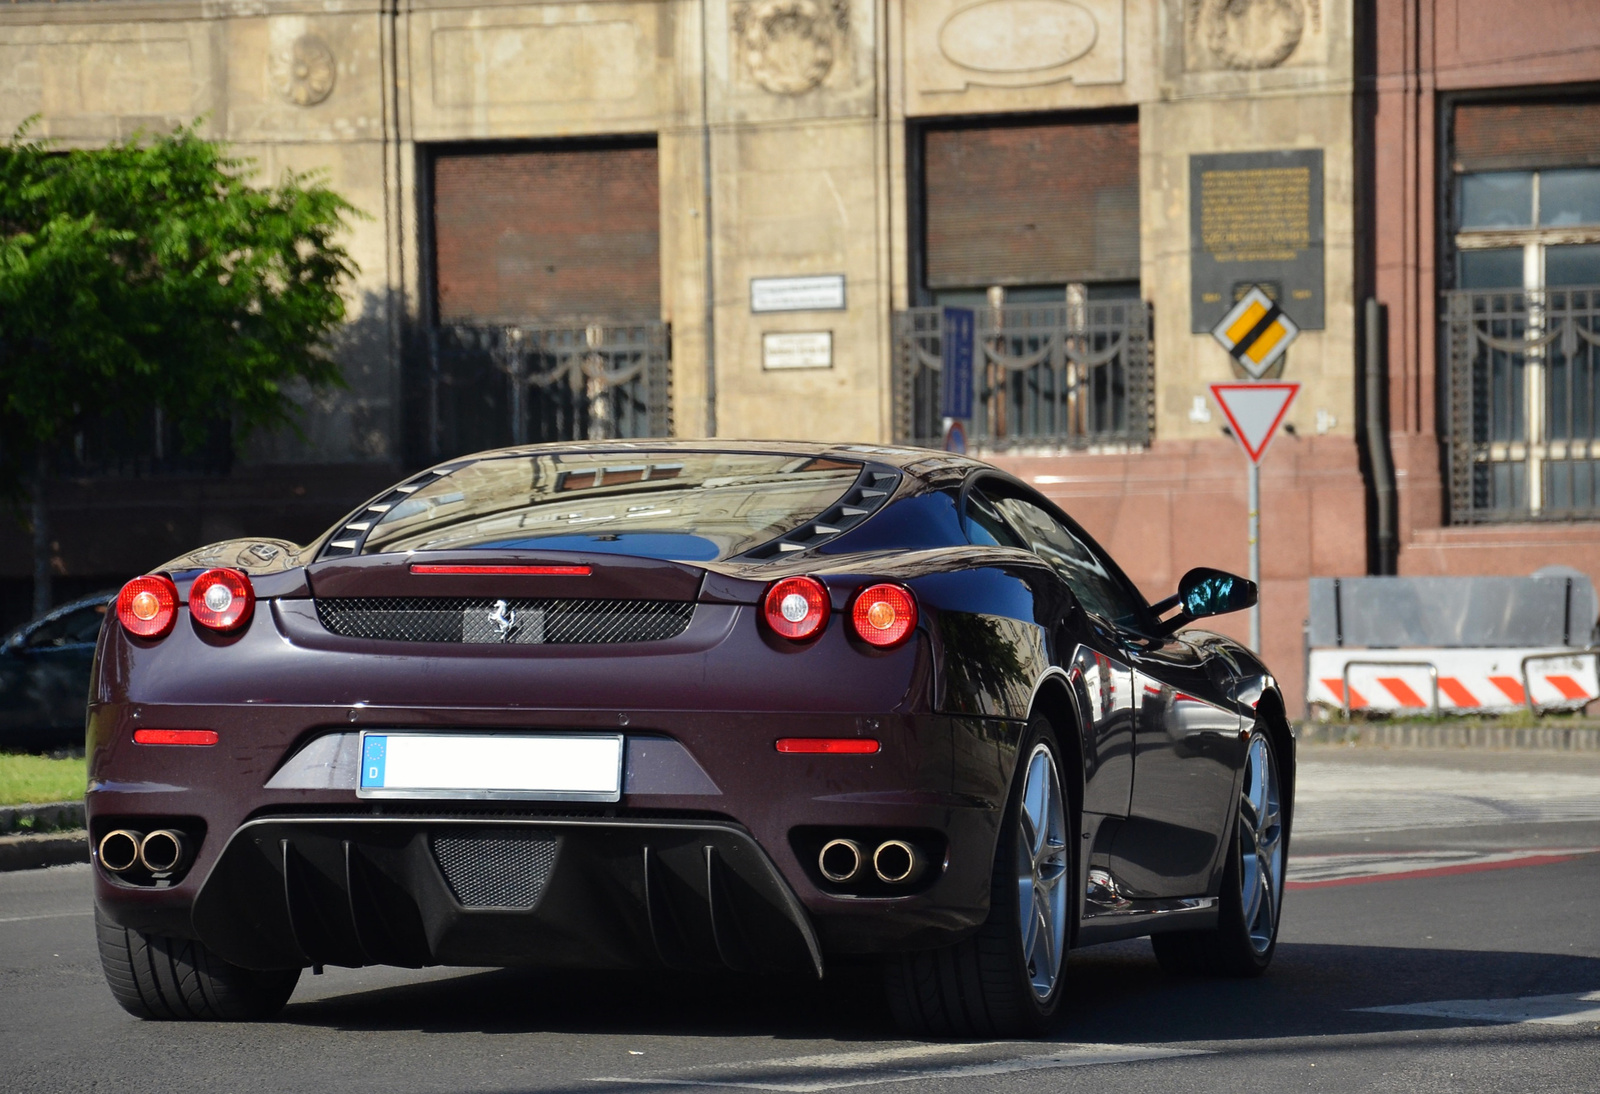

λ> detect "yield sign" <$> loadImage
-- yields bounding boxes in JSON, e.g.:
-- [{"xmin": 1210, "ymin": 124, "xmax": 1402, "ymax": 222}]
[{"xmin": 1210, "ymin": 382, "xmax": 1300, "ymax": 463}]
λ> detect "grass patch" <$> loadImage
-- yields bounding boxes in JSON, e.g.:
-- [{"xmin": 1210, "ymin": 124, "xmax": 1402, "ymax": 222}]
[{"xmin": 0, "ymin": 752, "xmax": 86, "ymax": 807}]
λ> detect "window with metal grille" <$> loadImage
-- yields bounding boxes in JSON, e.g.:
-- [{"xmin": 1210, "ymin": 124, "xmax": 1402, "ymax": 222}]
[{"xmin": 1445, "ymin": 99, "xmax": 1600, "ymax": 522}]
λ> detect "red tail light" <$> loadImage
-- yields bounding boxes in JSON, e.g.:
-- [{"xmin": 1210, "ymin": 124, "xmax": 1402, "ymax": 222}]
[
  {"xmin": 188, "ymin": 568, "xmax": 255, "ymax": 632},
  {"xmin": 850, "ymin": 583, "xmax": 917, "ymax": 648},
  {"xmin": 763, "ymin": 576, "xmax": 830, "ymax": 641},
  {"xmin": 116, "ymin": 576, "xmax": 178, "ymax": 639}
]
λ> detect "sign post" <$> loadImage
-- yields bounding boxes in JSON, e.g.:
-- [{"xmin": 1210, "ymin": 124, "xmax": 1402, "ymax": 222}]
[
  {"xmin": 941, "ymin": 306, "xmax": 975, "ymax": 451},
  {"xmin": 1209, "ymin": 381, "xmax": 1301, "ymax": 653}
]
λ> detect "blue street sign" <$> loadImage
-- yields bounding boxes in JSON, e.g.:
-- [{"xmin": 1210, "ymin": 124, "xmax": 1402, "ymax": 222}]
[{"xmin": 941, "ymin": 307, "xmax": 974, "ymax": 421}]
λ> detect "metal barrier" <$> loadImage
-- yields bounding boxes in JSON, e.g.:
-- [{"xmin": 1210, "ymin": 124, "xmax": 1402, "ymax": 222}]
[
  {"xmin": 1340, "ymin": 660, "xmax": 1441, "ymax": 720},
  {"xmin": 891, "ymin": 300, "xmax": 1153, "ymax": 450}
]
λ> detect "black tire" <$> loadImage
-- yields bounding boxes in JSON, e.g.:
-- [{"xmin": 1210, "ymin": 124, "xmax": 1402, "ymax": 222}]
[
  {"xmin": 884, "ymin": 716, "xmax": 1073, "ymax": 1038},
  {"xmin": 1151, "ymin": 728, "xmax": 1286, "ymax": 978},
  {"xmin": 95, "ymin": 907, "xmax": 301, "ymax": 1021}
]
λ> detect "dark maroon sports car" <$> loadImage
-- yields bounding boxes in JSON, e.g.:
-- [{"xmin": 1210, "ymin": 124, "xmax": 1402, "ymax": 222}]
[{"xmin": 87, "ymin": 441, "xmax": 1292, "ymax": 1036}]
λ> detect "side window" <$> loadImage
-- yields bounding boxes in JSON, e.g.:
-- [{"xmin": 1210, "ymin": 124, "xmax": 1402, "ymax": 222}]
[
  {"xmin": 64, "ymin": 604, "xmax": 109, "ymax": 645},
  {"xmin": 964, "ymin": 491, "xmax": 1026, "ymax": 549},
  {"xmin": 990, "ymin": 494, "xmax": 1145, "ymax": 627},
  {"xmin": 21, "ymin": 604, "xmax": 106, "ymax": 649}
]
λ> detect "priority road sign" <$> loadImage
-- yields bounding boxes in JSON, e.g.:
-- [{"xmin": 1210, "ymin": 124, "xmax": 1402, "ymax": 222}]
[
  {"xmin": 1210, "ymin": 382, "xmax": 1300, "ymax": 463},
  {"xmin": 1212, "ymin": 287, "xmax": 1299, "ymax": 379}
]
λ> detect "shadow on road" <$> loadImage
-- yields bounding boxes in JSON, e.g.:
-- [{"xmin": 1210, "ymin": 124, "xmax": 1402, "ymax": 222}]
[{"xmin": 279, "ymin": 940, "xmax": 1600, "ymax": 1044}]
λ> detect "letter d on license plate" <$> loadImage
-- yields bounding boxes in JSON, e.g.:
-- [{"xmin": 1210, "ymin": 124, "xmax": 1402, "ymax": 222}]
[{"xmin": 357, "ymin": 732, "xmax": 623, "ymax": 802}]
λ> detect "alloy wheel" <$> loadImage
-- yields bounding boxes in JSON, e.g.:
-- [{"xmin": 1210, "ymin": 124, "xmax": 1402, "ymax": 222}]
[
  {"xmin": 1015, "ymin": 742, "xmax": 1069, "ymax": 1000},
  {"xmin": 1237, "ymin": 734, "xmax": 1284, "ymax": 954}
]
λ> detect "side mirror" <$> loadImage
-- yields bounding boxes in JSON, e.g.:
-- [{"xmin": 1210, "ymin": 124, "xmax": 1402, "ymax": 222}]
[{"xmin": 1178, "ymin": 567, "xmax": 1257, "ymax": 620}]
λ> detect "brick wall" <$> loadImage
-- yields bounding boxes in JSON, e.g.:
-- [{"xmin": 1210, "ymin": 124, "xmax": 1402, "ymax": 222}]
[
  {"xmin": 923, "ymin": 114, "xmax": 1139, "ymax": 289},
  {"xmin": 432, "ymin": 142, "xmax": 661, "ymax": 325},
  {"xmin": 1454, "ymin": 99, "xmax": 1600, "ymax": 172}
]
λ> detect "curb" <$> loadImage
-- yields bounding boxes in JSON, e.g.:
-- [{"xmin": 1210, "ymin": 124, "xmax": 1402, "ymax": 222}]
[
  {"xmin": 0, "ymin": 801, "xmax": 86, "ymax": 835},
  {"xmin": 1298, "ymin": 723, "xmax": 1600, "ymax": 751},
  {"xmin": 0, "ymin": 830, "xmax": 89, "ymax": 871}
]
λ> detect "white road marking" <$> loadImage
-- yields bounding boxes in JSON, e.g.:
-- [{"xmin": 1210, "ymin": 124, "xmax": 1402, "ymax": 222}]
[
  {"xmin": 591, "ymin": 1042, "xmax": 1205, "ymax": 1091},
  {"xmin": 1287, "ymin": 848, "xmax": 1600, "ymax": 888},
  {"xmin": 1295, "ymin": 761, "xmax": 1600, "ymax": 835},
  {"xmin": 0, "ymin": 910, "xmax": 92, "ymax": 924},
  {"xmin": 1357, "ymin": 991, "xmax": 1600, "ymax": 1026}
]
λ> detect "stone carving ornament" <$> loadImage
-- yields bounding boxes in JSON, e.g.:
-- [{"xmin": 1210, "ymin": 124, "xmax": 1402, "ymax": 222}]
[
  {"xmin": 273, "ymin": 35, "xmax": 337, "ymax": 107},
  {"xmin": 734, "ymin": 0, "xmax": 850, "ymax": 96},
  {"xmin": 1194, "ymin": 0, "xmax": 1310, "ymax": 70}
]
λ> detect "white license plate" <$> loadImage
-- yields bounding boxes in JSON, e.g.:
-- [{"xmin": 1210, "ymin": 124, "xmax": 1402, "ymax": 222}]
[{"xmin": 357, "ymin": 732, "xmax": 623, "ymax": 802}]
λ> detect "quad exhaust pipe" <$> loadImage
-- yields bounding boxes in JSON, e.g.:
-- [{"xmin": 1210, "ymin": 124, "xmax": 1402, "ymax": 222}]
[
  {"xmin": 98, "ymin": 830, "xmax": 143, "ymax": 873},
  {"xmin": 97, "ymin": 828, "xmax": 191, "ymax": 876},
  {"xmin": 817, "ymin": 838, "xmax": 928, "ymax": 886},
  {"xmin": 818, "ymin": 839, "xmax": 864, "ymax": 883},
  {"xmin": 138, "ymin": 829, "xmax": 190, "ymax": 875},
  {"xmin": 872, "ymin": 840, "xmax": 926, "ymax": 885}
]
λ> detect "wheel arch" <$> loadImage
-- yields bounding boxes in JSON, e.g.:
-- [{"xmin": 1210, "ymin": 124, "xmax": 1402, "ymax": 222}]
[
  {"xmin": 1027, "ymin": 671, "xmax": 1086, "ymax": 945},
  {"xmin": 1252, "ymin": 686, "xmax": 1296, "ymax": 841}
]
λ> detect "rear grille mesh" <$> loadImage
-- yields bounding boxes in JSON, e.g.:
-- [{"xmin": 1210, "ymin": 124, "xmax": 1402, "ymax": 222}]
[
  {"xmin": 432, "ymin": 831, "xmax": 558, "ymax": 908},
  {"xmin": 315, "ymin": 597, "xmax": 695, "ymax": 644}
]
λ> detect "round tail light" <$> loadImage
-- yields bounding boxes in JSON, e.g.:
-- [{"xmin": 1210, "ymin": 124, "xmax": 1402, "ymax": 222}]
[
  {"xmin": 188, "ymin": 568, "xmax": 255, "ymax": 632},
  {"xmin": 763, "ymin": 576, "xmax": 830, "ymax": 641},
  {"xmin": 116, "ymin": 576, "xmax": 178, "ymax": 639},
  {"xmin": 850, "ymin": 584, "xmax": 917, "ymax": 648}
]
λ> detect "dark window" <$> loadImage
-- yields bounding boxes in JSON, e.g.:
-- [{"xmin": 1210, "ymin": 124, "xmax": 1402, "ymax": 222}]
[
  {"xmin": 988, "ymin": 494, "xmax": 1144, "ymax": 627},
  {"xmin": 23, "ymin": 604, "xmax": 108, "ymax": 649}
]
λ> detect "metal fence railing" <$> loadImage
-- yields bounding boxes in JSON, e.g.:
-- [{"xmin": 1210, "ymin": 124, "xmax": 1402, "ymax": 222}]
[
  {"xmin": 425, "ymin": 322, "xmax": 672, "ymax": 460},
  {"xmin": 891, "ymin": 300, "xmax": 1153, "ymax": 451},
  {"xmin": 1444, "ymin": 287, "xmax": 1600, "ymax": 522}
]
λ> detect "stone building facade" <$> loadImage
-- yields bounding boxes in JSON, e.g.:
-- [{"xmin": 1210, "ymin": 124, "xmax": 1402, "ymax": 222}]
[{"xmin": 1, "ymin": 0, "xmax": 1596, "ymax": 714}]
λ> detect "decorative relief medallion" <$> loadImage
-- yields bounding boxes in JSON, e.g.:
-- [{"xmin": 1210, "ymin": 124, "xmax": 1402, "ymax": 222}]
[
  {"xmin": 273, "ymin": 35, "xmax": 336, "ymax": 107},
  {"xmin": 1193, "ymin": 0, "xmax": 1308, "ymax": 70},
  {"xmin": 938, "ymin": 0, "xmax": 1098, "ymax": 74},
  {"xmin": 734, "ymin": 0, "xmax": 849, "ymax": 96}
]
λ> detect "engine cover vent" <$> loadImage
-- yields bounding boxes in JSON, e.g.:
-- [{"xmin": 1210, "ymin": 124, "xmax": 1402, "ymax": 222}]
[{"xmin": 315, "ymin": 597, "xmax": 694, "ymax": 644}]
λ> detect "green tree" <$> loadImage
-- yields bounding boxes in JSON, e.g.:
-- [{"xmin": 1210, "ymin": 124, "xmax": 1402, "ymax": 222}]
[{"xmin": 0, "ymin": 122, "xmax": 360, "ymax": 614}]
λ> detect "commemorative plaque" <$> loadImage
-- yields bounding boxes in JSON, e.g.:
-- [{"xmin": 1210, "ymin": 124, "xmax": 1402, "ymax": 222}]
[{"xmin": 1189, "ymin": 150, "xmax": 1324, "ymax": 332}]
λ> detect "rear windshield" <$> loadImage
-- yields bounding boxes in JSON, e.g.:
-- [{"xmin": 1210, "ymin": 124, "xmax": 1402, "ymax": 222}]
[{"xmin": 359, "ymin": 452, "xmax": 863, "ymax": 561}]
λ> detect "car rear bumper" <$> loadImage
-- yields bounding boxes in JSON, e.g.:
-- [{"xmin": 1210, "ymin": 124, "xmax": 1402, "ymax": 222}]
[
  {"xmin": 188, "ymin": 815, "xmax": 824, "ymax": 975},
  {"xmin": 88, "ymin": 700, "xmax": 1021, "ymax": 967}
]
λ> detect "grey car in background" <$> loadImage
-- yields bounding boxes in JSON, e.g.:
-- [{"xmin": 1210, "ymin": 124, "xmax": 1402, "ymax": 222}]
[{"xmin": 0, "ymin": 592, "xmax": 114, "ymax": 752}]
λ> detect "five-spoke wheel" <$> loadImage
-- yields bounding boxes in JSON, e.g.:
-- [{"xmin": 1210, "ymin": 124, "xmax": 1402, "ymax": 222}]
[{"xmin": 1016, "ymin": 742, "xmax": 1069, "ymax": 1001}]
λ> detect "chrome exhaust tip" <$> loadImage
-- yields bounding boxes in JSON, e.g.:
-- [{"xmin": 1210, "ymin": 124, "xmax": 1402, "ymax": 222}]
[
  {"xmin": 818, "ymin": 838, "xmax": 865, "ymax": 884},
  {"xmin": 138, "ymin": 829, "xmax": 189, "ymax": 875},
  {"xmin": 873, "ymin": 839, "xmax": 925, "ymax": 885},
  {"xmin": 98, "ymin": 830, "xmax": 144, "ymax": 873}
]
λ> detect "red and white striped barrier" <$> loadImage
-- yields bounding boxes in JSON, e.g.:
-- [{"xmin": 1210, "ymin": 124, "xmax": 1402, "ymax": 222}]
[{"xmin": 1307, "ymin": 648, "xmax": 1599, "ymax": 713}]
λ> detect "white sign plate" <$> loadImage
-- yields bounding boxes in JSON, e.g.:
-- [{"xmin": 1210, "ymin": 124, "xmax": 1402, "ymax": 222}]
[
  {"xmin": 357, "ymin": 732, "xmax": 623, "ymax": 802},
  {"xmin": 750, "ymin": 275, "xmax": 846, "ymax": 313},
  {"xmin": 1210, "ymin": 382, "xmax": 1300, "ymax": 464},
  {"xmin": 762, "ymin": 331, "xmax": 833, "ymax": 370}
]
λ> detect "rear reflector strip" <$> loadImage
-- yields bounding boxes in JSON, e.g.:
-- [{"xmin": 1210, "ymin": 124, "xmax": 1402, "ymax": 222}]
[
  {"xmin": 775, "ymin": 738, "xmax": 880, "ymax": 754},
  {"xmin": 409, "ymin": 564, "xmax": 592, "ymax": 576},
  {"xmin": 133, "ymin": 729, "xmax": 219, "ymax": 746}
]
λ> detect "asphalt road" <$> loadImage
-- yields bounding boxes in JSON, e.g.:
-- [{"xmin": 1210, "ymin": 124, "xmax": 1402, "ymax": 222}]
[{"xmin": 4, "ymin": 744, "xmax": 1599, "ymax": 1093}]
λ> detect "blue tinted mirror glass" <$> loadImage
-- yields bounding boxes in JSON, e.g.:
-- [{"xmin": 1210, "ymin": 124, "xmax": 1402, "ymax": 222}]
[{"xmin": 1179, "ymin": 568, "xmax": 1256, "ymax": 619}]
